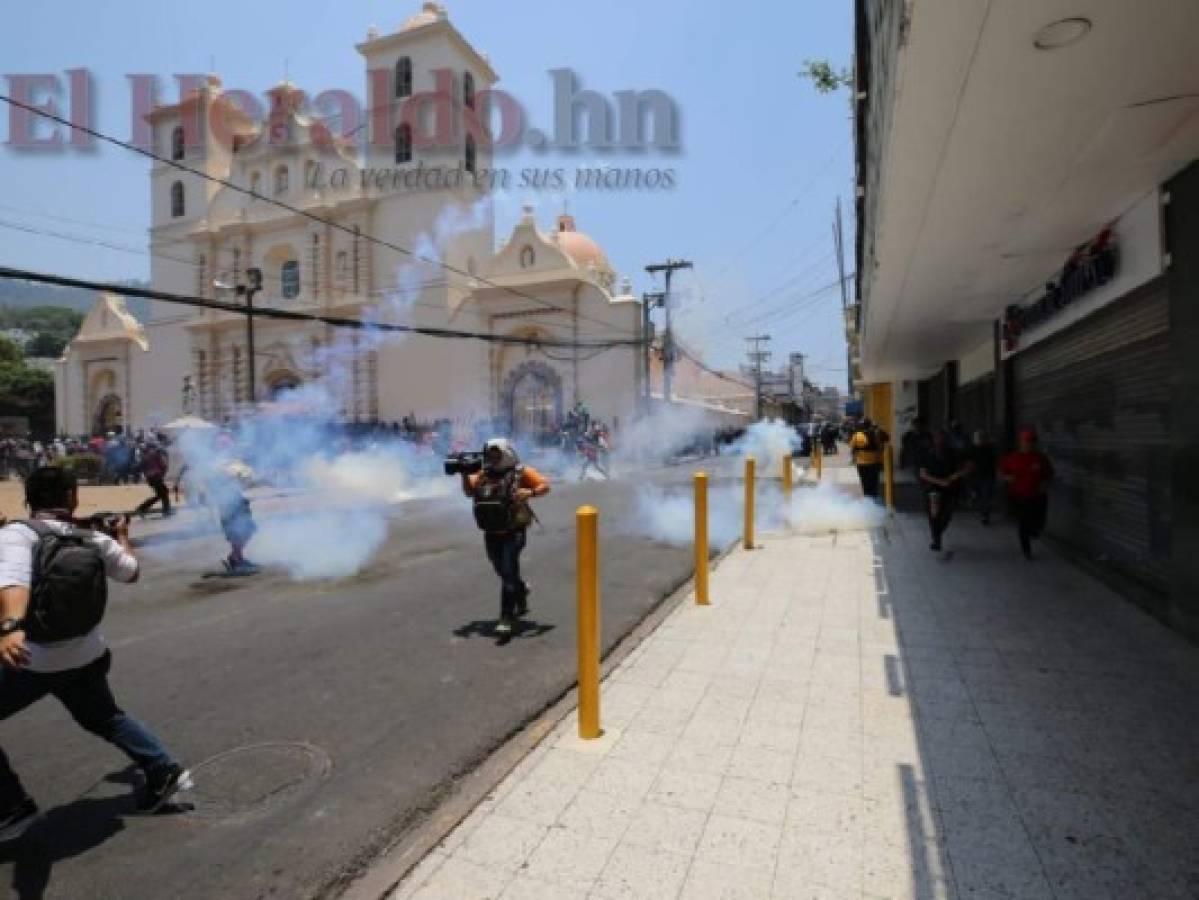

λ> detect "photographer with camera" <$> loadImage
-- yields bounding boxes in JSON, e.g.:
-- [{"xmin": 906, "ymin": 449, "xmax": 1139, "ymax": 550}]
[
  {"xmin": 452, "ymin": 439, "xmax": 550, "ymax": 636},
  {"xmin": 0, "ymin": 467, "xmax": 191, "ymax": 841}
]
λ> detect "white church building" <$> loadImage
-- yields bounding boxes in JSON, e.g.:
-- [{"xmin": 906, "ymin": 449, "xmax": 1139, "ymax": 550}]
[{"xmin": 55, "ymin": 2, "xmax": 641, "ymax": 440}]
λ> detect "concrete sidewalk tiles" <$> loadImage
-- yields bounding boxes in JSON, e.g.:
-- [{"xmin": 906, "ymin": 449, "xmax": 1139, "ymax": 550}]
[{"xmin": 391, "ymin": 508, "xmax": 1199, "ymax": 900}]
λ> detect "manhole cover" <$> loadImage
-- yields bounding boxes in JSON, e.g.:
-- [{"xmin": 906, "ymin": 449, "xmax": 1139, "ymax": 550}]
[{"xmin": 185, "ymin": 742, "xmax": 331, "ymax": 819}]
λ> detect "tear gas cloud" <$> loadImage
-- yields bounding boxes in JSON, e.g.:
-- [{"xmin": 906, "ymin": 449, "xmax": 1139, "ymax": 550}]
[{"xmin": 168, "ymin": 199, "xmax": 493, "ymax": 581}]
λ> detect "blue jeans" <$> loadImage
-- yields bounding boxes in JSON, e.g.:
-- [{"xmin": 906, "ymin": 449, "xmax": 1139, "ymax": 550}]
[
  {"xmin": 484, "ymin": 529, "xmax": 529, "ymax": 618},
  {"xmin": 0, "ymin": 650, "xmax": 174, "ymax": 807}
]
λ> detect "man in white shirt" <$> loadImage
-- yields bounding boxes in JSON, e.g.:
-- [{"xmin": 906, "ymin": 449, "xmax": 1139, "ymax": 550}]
[{"xmin": 0, "ymin": 467, "xmax": 191, "ymax": 842}]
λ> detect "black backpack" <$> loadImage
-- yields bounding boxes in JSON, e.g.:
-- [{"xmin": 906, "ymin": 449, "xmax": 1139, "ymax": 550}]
[
  {"xmin": 472, "ymin": 469, "xmax": 519, "ymax": 533},
  {"xmin": 21, "ymin": 520, "xmax": 108, "ymax": 643}
]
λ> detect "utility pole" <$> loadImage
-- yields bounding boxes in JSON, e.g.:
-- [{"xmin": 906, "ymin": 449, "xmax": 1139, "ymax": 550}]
[
  {"xmin": 641, "ymin": 291, "xmax": 665, "ymax": 412},
  {"xmin": 745, "ymin": 334, "xmax": 772, "ymax": 421},
  {"xmin": 214, "ymin": 266, "xmax": 263, "ymax": 413},
  {"xmin": 833, "ymin": 197, "xmax": 852, "ymax": 397},
  {"xmin": 645, "ymin": 259, "xmax": 692, "ymax": 404},
  {"xmin": 241, "ymin": 267, "xmax": 262, "ymax": 407}
]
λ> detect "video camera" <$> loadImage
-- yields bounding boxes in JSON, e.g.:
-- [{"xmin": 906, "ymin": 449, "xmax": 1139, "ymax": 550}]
[
  {"xmin": 443, "ymin": 451, "xmax": 485, "ymax": 476},
  {"xmin": 75, "ymin": 511, "xmax": 130, "ymax": 536}
]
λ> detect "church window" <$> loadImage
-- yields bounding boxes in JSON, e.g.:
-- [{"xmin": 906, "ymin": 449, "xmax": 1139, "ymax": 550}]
[
  {"xmin": 170, "ymin": 181, "xmax": 185, "ymax": 218},
  {"xmin": 464, "ymin": 134, "xmax": 476, "ymax": 175},
  {"xmin": 520, "ymin": 245, "xmax": 535, "ymax": 269},
  {"xmin": 250, "ymin": 171, "xmax": 261, "ymax": 198},
  {"xmin": 335, "ymin": 250, "xmax": 349, "ymax": 289},
  {"xmin": 281, "ymin": 260, "xmax": 300, "ymax": 299},
  {"xmin": 171, "ymin": 125, "xmax": 185, "ymax": 160},
  {"xmin": 395, "ymin": 57, "xmax": 413, "ymax": 98},
  {"xmin": 395, "ymin": 124, "xmax": 413, "ymax": 164},
  {"xmin": 463, "ymin": 71, "xmax": 475, "ymax": 109},
  {"xmin": 274, "ymin": 165, "xmax": 289, "ymax": 195}
]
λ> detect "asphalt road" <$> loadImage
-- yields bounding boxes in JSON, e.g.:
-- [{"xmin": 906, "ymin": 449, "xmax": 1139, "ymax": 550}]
[{"xmin": 0, "ymin": 460, "xmax": 734, "ymax": 900}]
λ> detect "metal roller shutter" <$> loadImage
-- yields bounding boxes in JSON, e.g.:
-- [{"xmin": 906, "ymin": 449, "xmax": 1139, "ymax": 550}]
[{"xmin": 1013, "ymin": 278, "xmax": 1171, "ymax": 593}]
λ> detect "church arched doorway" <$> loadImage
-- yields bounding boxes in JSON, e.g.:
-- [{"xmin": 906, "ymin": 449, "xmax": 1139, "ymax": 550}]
[
  {"xmin": 94, "ymin": 393, "xmax": 123, "ymax": 435},
  {"xmin": 266, "ymin": 372, "xmax": 302, "ymax": 400},
  {"xmin": 503, "ymin": 361, "xmax": 562, "ymax": 443}
]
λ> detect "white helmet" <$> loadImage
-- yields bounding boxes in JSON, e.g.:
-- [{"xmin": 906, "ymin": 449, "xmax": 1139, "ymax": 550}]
[{"xmin": 482, "ymin": 437, "xmax": 519, "ymax": 472}]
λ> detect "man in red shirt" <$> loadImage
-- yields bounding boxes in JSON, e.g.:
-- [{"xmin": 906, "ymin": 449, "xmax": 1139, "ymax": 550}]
[{"xmin": 998, "ymin": 428, "xmax": 1054, "ymax": 559}]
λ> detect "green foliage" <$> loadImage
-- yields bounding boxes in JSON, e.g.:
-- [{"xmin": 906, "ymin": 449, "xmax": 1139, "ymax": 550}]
[
  {"xmin": 0, "ymin": 337, "xmax": 23, "ymax": 365},
  {"xmin": 0, "ymin": 305, "xmax": 84, "ymax": 359},
  {"xmin": 60, "ymin": 452, "xmax": 103, "ymax": 481},
  {"xmin": 799, "ymin": 59, "xmax": 853, "ymax": 94}
]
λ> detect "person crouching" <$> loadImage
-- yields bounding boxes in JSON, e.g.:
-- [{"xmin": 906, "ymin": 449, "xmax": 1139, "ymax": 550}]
[{"xmin": 461, "ymin": 439, "xmax": 550, "ymax": 636}]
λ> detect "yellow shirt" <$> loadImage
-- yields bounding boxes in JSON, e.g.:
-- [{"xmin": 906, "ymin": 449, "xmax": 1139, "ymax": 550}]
[{"xmin": 850, "ymin": 431, "xmax": 881, "ymax": 466}]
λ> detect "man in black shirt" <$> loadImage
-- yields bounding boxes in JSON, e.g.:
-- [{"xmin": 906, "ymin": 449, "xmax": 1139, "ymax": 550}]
[{"xmin": 918, "ymin": 430, "xmax": 969, "ymax": 552}]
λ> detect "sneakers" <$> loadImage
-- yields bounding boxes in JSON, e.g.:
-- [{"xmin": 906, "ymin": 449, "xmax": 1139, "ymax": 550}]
[
  {"xmin": 515, "ymin": 583, "xmax": 531, "ymax": 618},
  {"xmin": 494, "ymin": 615, "xmax": 514, "ymax": 636},
  {"xmin": 139, "ymin": 764, "xmax": 193, "ymax": 813},
  {"xmin": 0, "ymin": 798, "xmax": 38, "ymax": 842}
]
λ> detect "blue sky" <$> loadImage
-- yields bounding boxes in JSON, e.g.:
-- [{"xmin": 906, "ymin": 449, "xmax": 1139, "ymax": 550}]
[{"xmin": 0, "ymin": 0, "xmax": 853, "ymax": 383}]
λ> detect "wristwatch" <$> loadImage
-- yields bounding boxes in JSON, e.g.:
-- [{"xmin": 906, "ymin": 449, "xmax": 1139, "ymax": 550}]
[{"xmin": 0, "ymin": 618, "xmax": 23, "ymax": 636}]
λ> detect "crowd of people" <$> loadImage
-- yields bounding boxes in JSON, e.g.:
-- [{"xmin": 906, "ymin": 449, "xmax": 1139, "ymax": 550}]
[{"xmin": 843, "ymin": 415, "xmax": 1055, "ymax": 561}]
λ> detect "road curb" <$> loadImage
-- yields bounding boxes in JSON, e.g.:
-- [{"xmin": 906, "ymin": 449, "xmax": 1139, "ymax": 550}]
[{"xmin": 336, "ymin": 537, "xmax": 741, "ymax": 900}]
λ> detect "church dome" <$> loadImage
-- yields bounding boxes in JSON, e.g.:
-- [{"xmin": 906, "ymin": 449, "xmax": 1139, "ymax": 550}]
[
  {"xmin": 551, "ymin": 214, "xmax": 609, "ymax": 272},
  {"xmin": 401, "ymin": 1, "xmax": 448, "ymax": 31}
]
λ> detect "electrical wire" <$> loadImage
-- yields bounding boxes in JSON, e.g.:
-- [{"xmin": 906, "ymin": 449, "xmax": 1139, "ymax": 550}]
[
  {"xmin": 0, "ymin": 93, "xmax": 646, "ymax": 344},
  {"xmin": 0, "ymin": 265, "xmax": 640, "ymax": 350}
]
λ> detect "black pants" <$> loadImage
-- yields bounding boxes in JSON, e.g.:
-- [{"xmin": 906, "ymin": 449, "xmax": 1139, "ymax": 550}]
[
  {"xmin": 0, "ymin": 651, "xmax": 174, "ymax": 807},
  {"xmin": 925, "ymin": 489, "xmax": 956, "ymax": 546},
  {"xmin": 136, "ymin": 475, "xmax": 171, "ymax": 515},
  {"xmin": 857, "ymin": 463, "xmax": 882, "ymax": 498},
  {"xmin": 1010, "ymin": 494, "xmax": 1048, "ymax": 556},
  {"xmin": 484, "ymin": 529, "xmax": 529, "ymax": 618}
]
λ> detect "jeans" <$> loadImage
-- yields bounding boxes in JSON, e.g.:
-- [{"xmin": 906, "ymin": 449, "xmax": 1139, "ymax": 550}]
[
  {"xmin": 135, "ymin": 475, "xmax": 171, "ymax": 515},
  {"xmin": 857, "ymin": 463, "xmax": 882, "ymax": 498},
  {"xmin": 1010, "ymin": 494, "xmax": 1048, "ymax": 557},
  {"xmin": 0, "ymin": 651, "xmax": 174, "ymax": 807},
  {"xmin": 484, "ymin": 529, "xmax": 529, "ymax": 618},
  {"xmin": 925, "ymin": 489, "xmax": 957, "ymax": 546}
]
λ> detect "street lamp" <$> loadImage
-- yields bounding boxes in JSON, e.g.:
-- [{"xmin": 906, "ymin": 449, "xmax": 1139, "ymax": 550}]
[{"xmin": 214, "ymin": 266, "xmax": 262, "ymax": 409}]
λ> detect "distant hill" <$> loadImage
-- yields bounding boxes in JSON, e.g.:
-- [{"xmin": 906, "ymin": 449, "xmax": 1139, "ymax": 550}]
[{"xmin": 0, "ymin": 278, "xmax": 151, "ymax": 321}]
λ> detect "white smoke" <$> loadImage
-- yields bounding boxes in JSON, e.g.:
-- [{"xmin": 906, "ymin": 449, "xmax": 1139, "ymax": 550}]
[
  {"xmin": 727, "ymin": 418, "xmax": 798, "ymax": 478},
  {"xmin": 633, "ymin": 475, "xmax": 883, "ymax": 548},
  {"xmin": 613, "ymin": 403, "xmax": 720, "ymax": 464},
  {"xmin": 168, "ymin": 196, "xmax": 493, "ymax": 581}
]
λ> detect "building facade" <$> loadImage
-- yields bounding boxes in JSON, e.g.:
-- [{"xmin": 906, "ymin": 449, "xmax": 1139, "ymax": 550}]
[
  {"xmin": 853, "ymin": 0, "xmax": 1199, "ymax": 639},
  {"xmin": 55, "ymin": 2, "xmax": 641, "ymax": 441}
]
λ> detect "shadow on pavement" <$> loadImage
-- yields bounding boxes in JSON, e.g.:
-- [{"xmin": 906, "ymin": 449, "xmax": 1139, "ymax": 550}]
[
  {"xmin": 453, "ymin": 619, "xmax": 556, "ymax": 646},
  {"xmin": 0, "ymin": 767, "xmax": 185, "ymax": 900}
]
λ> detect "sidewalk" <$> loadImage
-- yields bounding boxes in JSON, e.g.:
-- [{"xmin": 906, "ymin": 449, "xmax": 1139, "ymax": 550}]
[{"xmin": 390, "ymin": 469, "xmax": 1199, "ymax": 899}]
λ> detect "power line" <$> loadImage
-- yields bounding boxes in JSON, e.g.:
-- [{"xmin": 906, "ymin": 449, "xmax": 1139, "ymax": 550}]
[
  {"xmin": 0, "ymin": 217, "xmax": 632, "ymax": 338},
  {"xmin": 0, "ymin": 265, "xmax": 640, "ymax": 350},
  {"xmin": 0, "ymin": 92, "xmax": 646, "ymax": 344}
]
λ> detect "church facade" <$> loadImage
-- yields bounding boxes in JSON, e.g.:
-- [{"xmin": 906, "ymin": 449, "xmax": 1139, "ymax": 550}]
[{"xmin": 55, "ymin": 2, "xmax": 641, "ymax": 440}]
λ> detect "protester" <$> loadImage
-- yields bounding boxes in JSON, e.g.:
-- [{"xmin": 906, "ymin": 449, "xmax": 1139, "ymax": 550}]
[
  {"xmin": 135, "ymin": 441, "xmax": 172, "ymax": 518},
  {"xmin": 900, "ymin": 416, "xmax": 933, "ymax": 474},
  {"xmin": 999, "ymin": 427, "xmax": 1054, "ymax": 560},
  {"xmin": 918, "ymin": 430, "xmax": 969, "ymax": 553},
  {"xmin": 850, "ymin": 418, "xmax": 887, "ymax": 498},
  {"xmin": 0, "ymin": 467, "xmax": 191, "ymax": 841},
  {"xmin": 461, "ymin": 438, "xmax": 550, "ymax": 636},
  {"xmin": 578, "ymin": 424, "xmax": 611, "ymax": 480},
  {"xmin": 967, "ymin": 430, "xmax": 998, "ymax": 525}
]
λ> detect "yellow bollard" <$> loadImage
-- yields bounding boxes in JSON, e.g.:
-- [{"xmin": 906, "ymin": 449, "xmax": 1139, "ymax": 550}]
[
  {"xmin": 743, "ymin": 456, "xmax": 756, "ymax": 550},
  {"xmin": 883, "ymin": 444, "xmax": 895, "ymax": 515},
  {"xmin": 694, "ymin": 472, "xmax": 709, "ymax": 605},
  {"xmin": 576, "ymin": 506, "xmax": 601, "ymax": 739},
  {"xmin": 782, "ymin": 453, "xmax": 793, "ymax": 504},
  {"xmin": 814, "ymin": 440, "xmax": 823, "ymax": 480}
]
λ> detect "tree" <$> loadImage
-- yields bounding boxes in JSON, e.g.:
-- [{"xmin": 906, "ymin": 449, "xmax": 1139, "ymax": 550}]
[
  {"xmin": 26, "ymin": 331, "xmax": 67, "ymax": 358},
  {"xmin": 799, "ymin": 59, "xmax": 853, "ymax": 94},
  {"xmin": 0, "ymin": 336, "xmax": 23, "ymax": 365}
]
